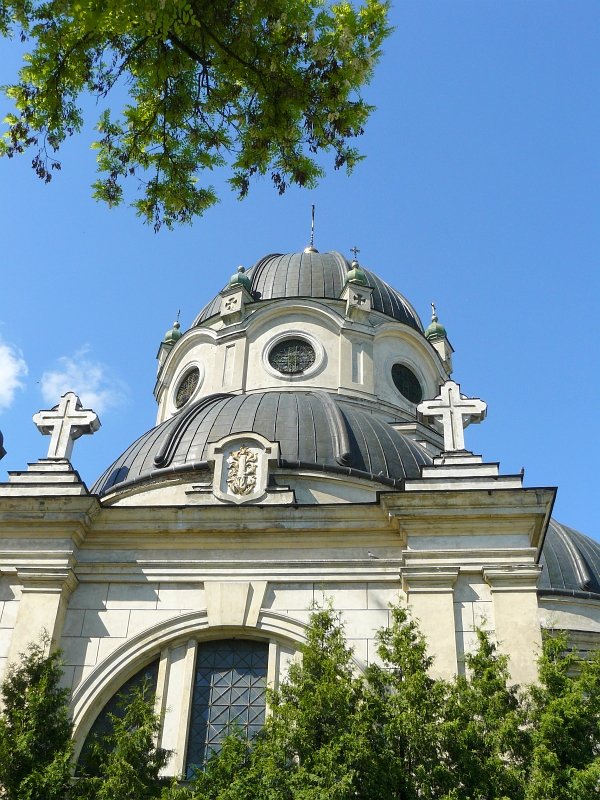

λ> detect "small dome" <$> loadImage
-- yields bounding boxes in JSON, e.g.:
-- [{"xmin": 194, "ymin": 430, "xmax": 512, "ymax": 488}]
[
  {"xmin": 228, "ymin": 265, "xmax": 252, "ymax": 292},
  {"xmin": 92, "ymin": 391, "xmax": 432, "ymax": 497},
  {"xmin": 163, "ymin": 320, "xmax": 182, "ymax": 345},
  {"xmin": 539, "ymin": 519, "xmax": 600, "ymax": 599},
  {"xmin": 194, "ymin": 251, "xmax": 423, "ymax": 332}
]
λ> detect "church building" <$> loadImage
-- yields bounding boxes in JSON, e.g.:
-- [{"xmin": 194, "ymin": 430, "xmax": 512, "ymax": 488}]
[{"xmin": 0, "ymin": 244, "xmax": 598, "ymax": 776}]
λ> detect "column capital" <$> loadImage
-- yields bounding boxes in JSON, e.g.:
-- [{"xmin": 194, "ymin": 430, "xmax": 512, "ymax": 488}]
[
  {"xmin": 483, "ymin": 565, "xmax": 541, "ymax": 592},
  {"xmin": 17, "ymin": 567, "xmax": 78, "ymax": 596},
  {"xmin": 401, "ymin": 566, "xmax": 459, "ymax": 594}
]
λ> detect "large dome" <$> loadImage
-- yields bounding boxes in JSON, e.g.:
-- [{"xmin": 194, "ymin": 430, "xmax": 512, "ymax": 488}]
[
  {"xmin": 92, "ymin": 391, "xmax": 433, "ymax": 497},
  {"xmin": 539, "ymin": 519, "xmax": 600, "ymax": 599},
  {"xmin": 194, "ymin": 250, "xmax": 424, "ymax": 332}
]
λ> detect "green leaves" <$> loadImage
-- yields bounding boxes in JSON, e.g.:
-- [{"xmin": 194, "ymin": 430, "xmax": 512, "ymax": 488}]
[
  {"xmin": 0, "ymin": 0, "xmax": 391, "ymax": 229},
  {"xmin": 0, "ymin": 638, "xmax": 73, "ymax": 800}
]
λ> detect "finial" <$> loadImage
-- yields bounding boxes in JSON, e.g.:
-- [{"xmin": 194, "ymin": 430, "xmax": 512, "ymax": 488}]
[
  {"xmin": 237, "ymin": 265, "xmax": 245, "ymax": 274},
  {"xmin": 303, "ymin": 204, "xmax": 319, "ymax": 253},
  {"xmin": 163, "ymin": 310, "xmax": 183, "ymax": 345},
  {"xmin": 350, "ymin": 245, "xmax": 360, "ymax": 265},
  {"xmin": 424, "ymin": 301, "xmax": 447, "ymax": 341}
]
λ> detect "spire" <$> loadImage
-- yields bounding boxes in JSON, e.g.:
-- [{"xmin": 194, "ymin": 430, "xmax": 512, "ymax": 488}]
[
  {"xmin": 303, "ymin": 204, "xmax": 319, "ymax": 253},
  {"xmin": 424, "ymin": 302, "xmax": 453, "ymax": 375}
]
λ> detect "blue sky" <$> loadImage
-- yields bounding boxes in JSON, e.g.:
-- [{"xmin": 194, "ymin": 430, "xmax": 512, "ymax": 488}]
[{"xmin": 0, "ymin": 1, "xmax": 598, "ymax": 537}]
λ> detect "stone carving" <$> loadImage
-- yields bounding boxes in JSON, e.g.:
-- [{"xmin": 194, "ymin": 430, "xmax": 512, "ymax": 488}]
[{"xmin": 226, "ymin": 445, "xmax": 258, "ymax": 496}]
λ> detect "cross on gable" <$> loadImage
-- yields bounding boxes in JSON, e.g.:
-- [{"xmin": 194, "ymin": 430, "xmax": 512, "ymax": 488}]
[
  {"xmin": 353, "ymin": 293, "xmax": 366, "ymax": 305},
  {"xmin": 33, "ymin": 392, "xmax": 100, "ymax": 460},
  {"xmin": 417, "ymin": 380, "xmax": 486, "ymax": 452},
  {"xmin": 224, "ymin": 296, "xmax": 238, "ymax": 311}
]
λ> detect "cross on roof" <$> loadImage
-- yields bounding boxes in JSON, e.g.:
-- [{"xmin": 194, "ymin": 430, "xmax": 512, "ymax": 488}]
[
  {"xmin": 417, "ymin": 380, "xmax": 487, "ymax": 452},
  {"xmin": 350, "ymin": 245, "xmax": 360, "ymax": 260},
  {"xmin": 33, "ymin": 392, "xmax": 100, "ymax": 460}
]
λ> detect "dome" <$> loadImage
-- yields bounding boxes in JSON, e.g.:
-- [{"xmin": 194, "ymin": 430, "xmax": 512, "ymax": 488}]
[
  {"xmin": 194, "ymin": 250, "xmax": 424, "ymax": 332},
  {"xmin": 539, "ymin": 519, "xmax": 600, "ymax": 599},
  {"xmin": 92, "ymin": 391, "xmax": 432, "ymax": 497}
]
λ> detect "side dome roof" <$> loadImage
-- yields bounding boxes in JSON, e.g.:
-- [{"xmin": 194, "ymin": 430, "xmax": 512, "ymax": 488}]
[
  {"xmin": 92, "ymin": 391, "xmax": 432, "ymax": 497},
  {"xmin": 539, "ymin": 519, "xmax": 600, "ymax": 599},
  {"xmin": 194, "ymin": 250, "xmax": 424, "ymax": 332}
]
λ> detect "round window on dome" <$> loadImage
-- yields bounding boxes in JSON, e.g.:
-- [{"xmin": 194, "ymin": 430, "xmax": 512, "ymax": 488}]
[
  {"xmin": 268, "ymin": 339, "xmax": 316, "ymax": 375},
  {"xmin": 391, "ymin": 364, "xmax": 423, "ymax": 404},
  {"xmin": 175, "ymin": 367, "xmax": 200, "ymax": 408}
]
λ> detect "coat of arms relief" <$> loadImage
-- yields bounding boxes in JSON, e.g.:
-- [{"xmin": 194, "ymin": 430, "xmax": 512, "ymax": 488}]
[{"xmin": 226, "ymin": 444, "xmax": 258, "ymax": 496}]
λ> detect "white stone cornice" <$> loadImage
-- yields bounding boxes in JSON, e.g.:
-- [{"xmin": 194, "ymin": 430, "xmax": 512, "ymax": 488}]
[{"xmin": 73, "ymin": 559, "xmax": 406, "ymax": 583}]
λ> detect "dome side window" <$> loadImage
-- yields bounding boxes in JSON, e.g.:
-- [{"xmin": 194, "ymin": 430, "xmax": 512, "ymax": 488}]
[
  {"xmin": 391, "ymin": 363, "xmax": 423, "ymax": 404},
  {"xmin": 268, "ymin": 338, "xmax": 316, "ymax": 375},
  {"xmin": 175, "ymin": 367, "xmax": 201, "ymax": 409}
]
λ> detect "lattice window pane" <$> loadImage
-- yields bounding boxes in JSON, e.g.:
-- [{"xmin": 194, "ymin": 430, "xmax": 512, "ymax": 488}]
[
  {"xmin": 268, "ymin": 339, "xmax": 316, "ymax": 374},
  {"xmin": 185, "ymin": 640, "xmax": 268, "ymax": 777}
]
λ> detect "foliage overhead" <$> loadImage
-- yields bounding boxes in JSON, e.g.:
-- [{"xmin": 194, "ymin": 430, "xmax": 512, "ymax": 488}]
[{"xmin": 0, "ymin": 0, "xmax": 391, "ymax": 229}]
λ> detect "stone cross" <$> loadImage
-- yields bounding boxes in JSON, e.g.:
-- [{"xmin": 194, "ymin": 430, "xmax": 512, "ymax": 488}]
[
  {"xmin": 33, "ymin": 392, "xmax": 100, "ymax": 460},
  {"xmin": 417, "ymin": 380, "xmax": 486, "ymax": 452},
  {"xmin": 353, "ymin": 293, "xmax": 366, "ymax": 305}
]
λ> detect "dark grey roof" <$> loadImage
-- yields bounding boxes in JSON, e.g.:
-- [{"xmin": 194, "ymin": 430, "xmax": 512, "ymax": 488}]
[
  {"xmin": 92, "ymin": 391, "xmax": 432, "ymax": 497},
  {"xmin": 539, "ymin": 519, "xmax": 600, "ymax": 600},
  {"xmin": 193, "ymin": 251, "xmax": 424, "ymax": 332}
]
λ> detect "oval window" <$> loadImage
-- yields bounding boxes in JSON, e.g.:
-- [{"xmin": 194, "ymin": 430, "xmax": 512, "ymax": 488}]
[
  {"xmin": 391, "ymin": 363, "xmax": 423, "ymax": 404},
  {"xmin": 175, "ymin": 367, "xmax": 200, "ymax": 408},
  {"xmin": 268, "ymin": 339, "xmax": 316, "ymax": 375}
]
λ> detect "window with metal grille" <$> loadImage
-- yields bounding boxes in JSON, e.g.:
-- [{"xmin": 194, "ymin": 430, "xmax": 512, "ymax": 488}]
[
  {"xmin": 175, "ymin": 367, "xmax": 200, "ymax": 408},
  {"xmin": 77, "ymin": 659, "xmax": 159, "ymax": 774},
  {"xmin": 268, "ymin": 338, "xmax": 316, "ymax": 374},
  {"xmin": 185, "ymin": 639, "xmax": 268, "ymax": 777}
]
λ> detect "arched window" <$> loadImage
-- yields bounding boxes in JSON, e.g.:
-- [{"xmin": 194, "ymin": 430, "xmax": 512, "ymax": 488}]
[
  {"xmin": 185, "ymin": 639, "xmax": 268, "ymax": 776},
  {"xmin": 78, "ymin": 639, "xmax": 270, "ymax": 778}
]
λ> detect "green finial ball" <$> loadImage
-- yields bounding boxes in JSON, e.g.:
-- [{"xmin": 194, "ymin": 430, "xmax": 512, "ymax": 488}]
[
  {"xmin": 163, "ymin": 320, "xmax": 182, "ymax": 345},
  {"xmin": 229, "ymin": 265, "xmax": 252, "ymax": 292},
  {"xmin": 345, "ymin": 258, "xmax": 369, "ymax": 287},
  {"xmin": 425, "ymin": 303, "xmax": 447, "ymax": 340}
]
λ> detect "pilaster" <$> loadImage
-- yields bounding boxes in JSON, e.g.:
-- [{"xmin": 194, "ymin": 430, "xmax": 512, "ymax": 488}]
[
  {"xmin": 401, "ymin": 566, "xmax": 459, "ymax": 679},
  {"xmin": 484, "ymin": 566, "xmax": 542, "ymax": 684},
  {"xmin": 7, "ymin": 568, "xmax": 78, "ymax": 661}
]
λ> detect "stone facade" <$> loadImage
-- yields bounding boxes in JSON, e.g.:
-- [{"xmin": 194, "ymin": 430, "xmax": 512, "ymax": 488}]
[{"xmin": 0, "ymin": 247, "xmax": 597, "ymax": 773}]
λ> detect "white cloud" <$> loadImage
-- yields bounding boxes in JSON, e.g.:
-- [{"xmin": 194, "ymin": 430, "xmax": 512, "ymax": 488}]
[
  {"xmin": 0, "ymin": 339, "xmax": 28, "ymax": 410},
  {"xmin": 40, "ymin": 349, "xmax": 126, "ymax": 415}
]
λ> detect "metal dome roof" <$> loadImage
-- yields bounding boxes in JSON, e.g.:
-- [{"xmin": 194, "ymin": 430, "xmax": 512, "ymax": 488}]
[
  {"xmin": 194, "ymin": 250, "xmax": 424, "ymax": 332},
  {"xmin": 92, "ymin": 391, "xmax": 432, "ymax": 497},
  {"xmin": 539, "ymin": 519, "xmax": 600, "ymax": 600}
]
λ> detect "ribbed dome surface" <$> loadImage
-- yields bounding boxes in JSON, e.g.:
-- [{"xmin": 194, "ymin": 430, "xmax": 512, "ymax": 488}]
[
  {"xmin": 194, "ymin": 251, "xmax": 423, "ymax": 332},
  {"xmin": 539, "ymin": 519, "xmax": 600, "ymax": 599},
  {"xmin": 92, "ymin": 391, "xmax": 432, "ymax": 497}
]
